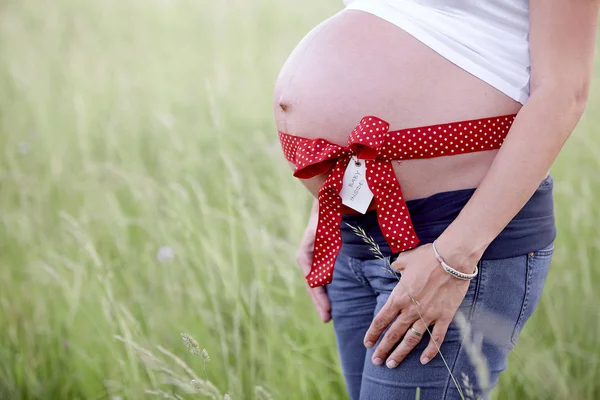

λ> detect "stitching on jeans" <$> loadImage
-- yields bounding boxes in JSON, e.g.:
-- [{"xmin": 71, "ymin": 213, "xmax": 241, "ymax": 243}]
[
  {"xmin": 348, "ymin": 257, "xmax": 370, "ymax": 287},
  {"xmin": 442, "ymin": 259, "xmax": 482, "ymax": 399},
  {"xmin": 511, "ymin": 255, "xmax": 532, "ymax": 345},
  {"xmin": 469, "ymin": 259, "xmax": 486, "ymax": 321},
  {"xmin": 467, "ymin": 259, "xmax": 483, "ymax": 320},
  {"xmin": 441, "ymin": 331, "xmax": 466, "ymax": 399}
]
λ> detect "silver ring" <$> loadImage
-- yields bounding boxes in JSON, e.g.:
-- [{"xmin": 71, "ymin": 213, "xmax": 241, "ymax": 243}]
[{"xmin": 410, "ymin": 327, "xmax": 423, "ymax": 337}]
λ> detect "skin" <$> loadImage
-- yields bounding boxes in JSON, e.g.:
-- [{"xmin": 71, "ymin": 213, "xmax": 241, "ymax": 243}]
[{"xmin": 274, "ymin": 1, "xmax": 599, "ymax": 369}]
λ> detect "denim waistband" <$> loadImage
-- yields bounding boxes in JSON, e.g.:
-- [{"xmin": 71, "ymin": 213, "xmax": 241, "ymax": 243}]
[{"xmin": 340, "ymin": 174, "xmax": 556, "ymax": 260}]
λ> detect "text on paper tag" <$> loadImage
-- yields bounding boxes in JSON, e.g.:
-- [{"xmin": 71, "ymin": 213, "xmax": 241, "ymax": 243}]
[{"xmin": 339, "ymin": 158, "xmax": 374, "ymax": 214}]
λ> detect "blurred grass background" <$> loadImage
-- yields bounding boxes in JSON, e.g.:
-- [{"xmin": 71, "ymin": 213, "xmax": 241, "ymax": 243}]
[{"xmin": 0, "ymin": 0, "xmax": 599, "ymax": 399}]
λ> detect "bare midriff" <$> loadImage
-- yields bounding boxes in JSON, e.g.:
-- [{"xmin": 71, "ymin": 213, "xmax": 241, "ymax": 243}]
[{"xmin": 273, "ymin": 10, "xmax": 523, "ymax": 207}]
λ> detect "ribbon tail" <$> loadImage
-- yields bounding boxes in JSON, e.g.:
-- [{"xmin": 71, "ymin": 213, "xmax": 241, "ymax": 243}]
[
  {"xmin": 366, "ymin": 160, "xmax": 419, "ymax": 253},
  {"xmin": 305, "ymin": 157, "xmax": 349, "ymax": 288}
]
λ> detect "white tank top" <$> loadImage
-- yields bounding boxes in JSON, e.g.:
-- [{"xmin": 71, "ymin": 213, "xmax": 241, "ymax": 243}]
[{"xmin": 343, "ymin": 0, "xmax": 531, "ymax": 104}]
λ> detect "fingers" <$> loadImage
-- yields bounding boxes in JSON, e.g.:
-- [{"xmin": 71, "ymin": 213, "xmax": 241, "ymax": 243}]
[
  {"xmin": 370, "ymin": 313, "xmax": 414, "ymax": 366},
  {"xmin": 297, "ymin": 230, "xmax": 330, "ymax": 322},
  {"xmin": 311, "ymin": 286, "xmax": 331, "ymax": 323},
  {"xmin": 363, "ymin": 288, "xmax": 409, "ymax": 348},
  {"xmin": 305, "ymin": 285, "xmax": 331, "ymax": 323},
  {"xmin": 296, "ymin": 250, "xmax": 313, "ymax": 277},
  {"xmin": 385, "ymin": 319, "xmax": 428, "ymax": 368},
  {"xmin": 299, "ymin": 253, "xmax": 331, "ymax": 322},
  {"xmin": 420, "ymin": 320, "xmax": 450, "ymax": 365},
  {"xmin": 390, "ymin": 252, "xmax": 407, "ymax": 272}
]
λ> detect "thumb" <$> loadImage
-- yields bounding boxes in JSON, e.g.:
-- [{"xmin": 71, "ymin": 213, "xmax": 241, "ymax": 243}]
[
  {"xmin": 391, "ymin": 251, "xmax": 408, "ymax": 271},
  {"xmin": 313, "ymin": 287, "xmax": 331, "ymax": 312},
  {"xmin": 313, "ymin": 287, "xmax": 331, "ymax": 322}
]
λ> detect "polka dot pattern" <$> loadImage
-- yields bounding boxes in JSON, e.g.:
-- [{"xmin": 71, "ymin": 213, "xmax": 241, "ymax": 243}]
[
  {"xmin": 278, "ymin": 114, "xmax": 517, "ymax": 288},
  {"xmin": 365, "ymin": 158, "xmax": 418, "ymax": 253},
  {"xmin": 380, "ymin": 115, "xmax": 516, "ymax": 160}
]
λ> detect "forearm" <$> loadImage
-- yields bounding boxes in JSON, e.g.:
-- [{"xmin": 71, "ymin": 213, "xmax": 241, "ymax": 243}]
[{"xmin": 437, "ymin": 88, "xmax": 587, "ymax": 270}]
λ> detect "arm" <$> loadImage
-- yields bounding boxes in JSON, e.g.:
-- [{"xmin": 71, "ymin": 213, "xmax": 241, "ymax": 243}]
[
  {"xmin": 437, "ymin": 0, "xmax": 599, "ymax": 268},
  {"xmin": 296, "ymin": 199, "xmax": 332, "ymax": 323},
  {"xmin": 362, "ymin": 0, "xmax": 600, "ymax": 369}
]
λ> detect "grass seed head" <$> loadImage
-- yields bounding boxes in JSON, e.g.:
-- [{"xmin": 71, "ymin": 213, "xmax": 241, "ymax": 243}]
[
  {"xmin": 180, "ymin": 333, "xmax": 200, "ymax": 355},
  {"xmin": 201, "ymin": 348, "xmax": 210, "ymax": 363}
]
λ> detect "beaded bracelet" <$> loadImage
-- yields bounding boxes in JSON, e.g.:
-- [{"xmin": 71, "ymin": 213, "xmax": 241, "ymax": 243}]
[{"xmin": 431, "ymin": 239, "xmax": 478, "ymax": 281}]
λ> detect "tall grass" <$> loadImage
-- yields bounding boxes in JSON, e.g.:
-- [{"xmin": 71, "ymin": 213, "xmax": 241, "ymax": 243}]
[{"xmin": 0, "ymin": 0, "xmax": 599, "ymax": 398}]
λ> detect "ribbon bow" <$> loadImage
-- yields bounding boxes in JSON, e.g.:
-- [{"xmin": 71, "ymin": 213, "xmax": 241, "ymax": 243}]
[
  {"xmin": 288, "ymin": 117, "xmax": 419, "ymax": 288},
  {"xmin": 280, "ymin": 113, "xmax": 517, "ymax": 287}
]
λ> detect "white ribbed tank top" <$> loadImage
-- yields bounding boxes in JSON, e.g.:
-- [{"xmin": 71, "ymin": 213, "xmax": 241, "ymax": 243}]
[{"xmin": 344, "ymin": 0, "xmax": 531, "ymax": 104}]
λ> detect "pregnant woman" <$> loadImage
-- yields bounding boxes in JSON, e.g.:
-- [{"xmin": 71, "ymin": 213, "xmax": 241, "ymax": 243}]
[{"xmin": 273, "ymin": 1, "xmax": 598, "ymax": 399}]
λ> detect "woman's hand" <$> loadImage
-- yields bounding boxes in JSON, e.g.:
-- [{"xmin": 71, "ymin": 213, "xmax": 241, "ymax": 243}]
[
  {"xmin": 363, "ymin": 241, "xmax": 475, "ymax": 368},
  {"xmin": 297, "ymin": 201, "xmax": 331, "ymax": 323}
]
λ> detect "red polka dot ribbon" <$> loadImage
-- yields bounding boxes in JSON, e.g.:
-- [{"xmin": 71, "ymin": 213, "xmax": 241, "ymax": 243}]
[{"xmin": 279, "ymin": 114, "xmax": 516, "ymax": 287}]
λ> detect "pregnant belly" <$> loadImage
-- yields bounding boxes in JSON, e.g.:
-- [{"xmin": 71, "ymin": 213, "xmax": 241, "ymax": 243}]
[{"xmin": 273, "ymin": 9, "xmax": 522, "ymax": 201}]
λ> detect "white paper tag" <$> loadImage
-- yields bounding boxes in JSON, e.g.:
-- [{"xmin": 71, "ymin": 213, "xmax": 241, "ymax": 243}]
[{"xmin": 339, "ymin": 158, "xmax": 374, "ymax": 214}]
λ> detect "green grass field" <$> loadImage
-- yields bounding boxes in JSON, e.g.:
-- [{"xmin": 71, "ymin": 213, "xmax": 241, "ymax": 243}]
[{"xmin": 1, "ymin": 1, "xmax": 599, "ymax": 399}]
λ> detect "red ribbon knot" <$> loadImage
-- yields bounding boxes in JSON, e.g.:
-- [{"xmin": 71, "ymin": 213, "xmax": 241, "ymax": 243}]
[
  {"xmin": 278, "ymin": 113, "xmax": 516, "ymax": 288},
  {"xmin": 287, "ymin": 116, "xmax": 419, "ymax": 288}
]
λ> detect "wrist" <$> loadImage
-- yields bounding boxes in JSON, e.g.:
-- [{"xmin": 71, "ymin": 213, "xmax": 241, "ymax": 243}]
[
  {"xmin": 432, "ymin": 239, "xmax": 479, "ymax": 280},
  {"xmin": 435, "ymin": 228, "xmax": 486, "ymax": 274}
]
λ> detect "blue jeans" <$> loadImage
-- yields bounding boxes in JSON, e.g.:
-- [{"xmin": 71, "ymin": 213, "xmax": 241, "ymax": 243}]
[{"xmin": 326, "ymin": 243, "xmax": 554, "ymax": 400}]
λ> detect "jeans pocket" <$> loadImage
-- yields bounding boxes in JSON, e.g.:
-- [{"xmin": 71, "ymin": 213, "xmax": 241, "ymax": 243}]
[
  {"xmin": 510, "ymin": 242, "xmax": 554, "ymax": 345},
  {"xmin": 364, "ymin": 256, "xmax": 401, "ymax": 294}
]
